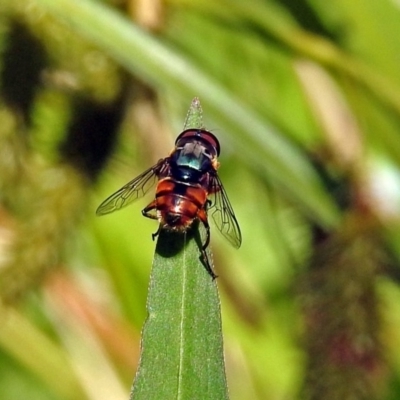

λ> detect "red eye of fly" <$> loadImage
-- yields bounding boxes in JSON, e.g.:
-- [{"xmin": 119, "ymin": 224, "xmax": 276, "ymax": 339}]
[{"xmin": 175, "ymin": 129, "xmax": 220, "ymax": 156}]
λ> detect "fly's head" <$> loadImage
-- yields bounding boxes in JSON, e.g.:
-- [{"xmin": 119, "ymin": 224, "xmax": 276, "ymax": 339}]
[{"xmin": 173, "ymin": 129, "xmax": 220, "ymax": 173}]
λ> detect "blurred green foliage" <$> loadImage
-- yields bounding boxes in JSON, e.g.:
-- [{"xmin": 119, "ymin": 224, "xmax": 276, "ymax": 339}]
[{"xmin": 1, "ymin": 0, "xmax": 400, "ymax": 399}]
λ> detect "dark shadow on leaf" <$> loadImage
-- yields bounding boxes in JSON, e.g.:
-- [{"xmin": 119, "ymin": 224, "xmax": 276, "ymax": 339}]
[{"xmin": 155, "ymin": 223, "xmax": 197, "ymax": 259}]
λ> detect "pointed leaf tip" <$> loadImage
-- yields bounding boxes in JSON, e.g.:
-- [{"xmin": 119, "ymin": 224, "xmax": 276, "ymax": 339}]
[{"xmin": 184, "ymin": 97, "xmax": 204, "ymax": 130}]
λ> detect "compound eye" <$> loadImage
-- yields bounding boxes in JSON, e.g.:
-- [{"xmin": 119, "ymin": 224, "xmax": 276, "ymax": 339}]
[{"xmin": 175, "ymin": 129, "xmax": 220, "ymax": 156}]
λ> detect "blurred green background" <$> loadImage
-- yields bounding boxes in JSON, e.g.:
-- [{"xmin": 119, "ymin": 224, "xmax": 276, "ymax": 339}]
[{"xmin": 1, "ymin": 0, "xmax": 400, "ymax": 399}]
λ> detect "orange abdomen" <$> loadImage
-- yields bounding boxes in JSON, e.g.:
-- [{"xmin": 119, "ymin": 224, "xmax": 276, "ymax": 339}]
[{"xmin": 155, "ymin": 178, "xmax": 208, "ymax": 228}]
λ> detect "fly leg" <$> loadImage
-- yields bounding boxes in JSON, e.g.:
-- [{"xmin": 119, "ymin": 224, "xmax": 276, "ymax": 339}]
[
  {"xmin": 197, "ymin": 209, "xmax": 217, "ymax": 279},
  {"xmin": 142, "ymin": 201, "xmax": 160, "ymax": 241},
  {"xmin": 151, "ymin": 225, "xmax": 161, "ymax": 241}
]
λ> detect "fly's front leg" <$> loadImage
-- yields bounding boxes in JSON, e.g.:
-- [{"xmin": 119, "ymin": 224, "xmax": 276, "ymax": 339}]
[
  {"xmin": 151, "ymin": 227, "xmax": 161, "ymax": 241},
  {"xmin": 197, "ymin": 209, "xmax": 217, "ymax": 279},
  {"xmin": 142, "ymin": 200, "xmax": 160, "ymax": 241}
]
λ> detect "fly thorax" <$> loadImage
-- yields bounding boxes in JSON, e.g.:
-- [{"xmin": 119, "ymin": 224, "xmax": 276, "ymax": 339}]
[
  {"xmin": 171, "ymin": 142, "xmax": 212, "ymax": 182},
  {"xmin": 171, "ymin": 166, "xmax": 202, "ymax": 182}
]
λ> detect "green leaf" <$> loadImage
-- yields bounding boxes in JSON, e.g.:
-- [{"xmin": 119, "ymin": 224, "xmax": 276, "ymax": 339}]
[
  {"xmin": 183, "ymin": 97, "xmax": 205, "ymax": 130},
  {"xmin": 130, "ymin": 227, "xmax": 229, "ymax": 400}
]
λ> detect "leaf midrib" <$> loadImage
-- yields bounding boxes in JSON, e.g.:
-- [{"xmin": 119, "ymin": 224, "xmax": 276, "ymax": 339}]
[{"xmin": 177, "ymin": 233, "xmax": 187, "ymax": 400}]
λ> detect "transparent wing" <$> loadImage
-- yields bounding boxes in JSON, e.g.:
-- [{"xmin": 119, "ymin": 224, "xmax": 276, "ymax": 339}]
[
  {"xmin": 96, "ymin": 158, "xmax": 168, "ymax": 216},
  {"xmin": 208, "ymin": 175, "xmax": 242, "ymax": 248}
]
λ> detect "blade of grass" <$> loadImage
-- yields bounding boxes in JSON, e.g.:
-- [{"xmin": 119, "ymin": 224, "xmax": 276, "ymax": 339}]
[
  {"xmin": 183, "ymin": 0, "xmax": 400, "ymax": 116},
  {"xmin": 0, "ymin": 305, "xmax": 87, "ymax": 400},
  {"xmin": 33, "ymin": 0, "xmax": 340, "ymax": 228},
  {"xmin": 130, "ymin": 227, "xmax": 229, "ymax": 400}
]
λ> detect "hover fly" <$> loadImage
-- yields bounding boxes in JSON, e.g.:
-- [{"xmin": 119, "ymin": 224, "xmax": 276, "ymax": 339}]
[{"xmin": 96, "ymin": 125, "xmax": 241, "ymax": 278}]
